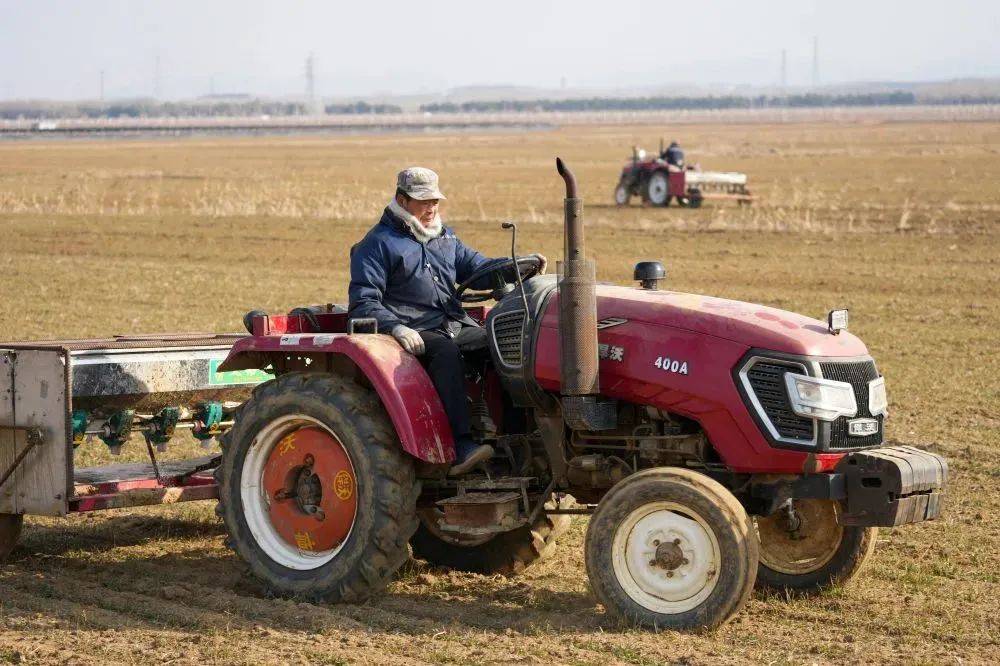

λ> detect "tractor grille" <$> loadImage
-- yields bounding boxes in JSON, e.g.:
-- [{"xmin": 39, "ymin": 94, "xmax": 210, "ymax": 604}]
[
  {"xmin": 491, "ymin": 311, "xmax": 525, "ymax": 368},
  {"xmin": 821, "ymin": 360, "xmax": 883, "ymax": 449},
  {"xmin": 744, "ymin": 361, "xmax": 814, "ymax": 441}
]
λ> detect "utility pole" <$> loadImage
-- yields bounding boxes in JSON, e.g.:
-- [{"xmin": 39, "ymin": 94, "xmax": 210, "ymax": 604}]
[
  {"xmin": 812, "ymin": 36, "xmax": 819, "ymax": 88},
  {"xmin": 154, "ymin": 54, "xmax": 162, "ymax": 99},
  {"xmin": 780, "ymin": 49, "xmax": 787, "ymax": 92},
  {"xmin": 305, "ymin": 52, "xmax": 317, "ymax": 112}
]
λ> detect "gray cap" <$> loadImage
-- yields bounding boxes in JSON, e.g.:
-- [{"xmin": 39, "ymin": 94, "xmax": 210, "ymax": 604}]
[{"xmin": 396, "ymin": 166, "xmax": 446, "ymax": 200}]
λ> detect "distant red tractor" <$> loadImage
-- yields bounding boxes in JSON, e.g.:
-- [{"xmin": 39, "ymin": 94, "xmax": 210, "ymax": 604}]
[
  {"xmin": 615, "ymin": 145, "xmax": 754, "ymax": 208},
  {"xmin": 1, "ymin": 159, "xmax": 945, "ymax": 632}
]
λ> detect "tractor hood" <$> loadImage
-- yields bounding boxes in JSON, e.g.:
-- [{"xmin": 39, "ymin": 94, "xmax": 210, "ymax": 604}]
[{"xmin": 578, "ymin": 285, "xmax": 869, "ymax": 357}]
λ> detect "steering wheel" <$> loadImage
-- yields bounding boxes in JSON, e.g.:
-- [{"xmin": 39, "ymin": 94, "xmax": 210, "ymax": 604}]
[{"xmin": 456, "ymin": 256, "xmax": 544, "ymax": 303}]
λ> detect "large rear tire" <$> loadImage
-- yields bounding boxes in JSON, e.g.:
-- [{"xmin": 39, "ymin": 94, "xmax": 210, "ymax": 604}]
[
  {"xmin": 410, "ymin": 495, "xmax": 572, "ymax": 575},
  {"xmin": 585, "ymin": 468, "xmax": 757, "ymax": 630},
  {"xmin": 0, "ymin": 514, "xmax": 23, "ymax": 562},
  {"xmin": 646, "ymin": 171, "xmax": 670, "ymax": 207},
  {"xmin": 755, "ymin": 499, "xmax": 877, "ymax": 594},
  {"xmin": 216, "ymin": 372, "xmax": 419, "ymax": 602}
]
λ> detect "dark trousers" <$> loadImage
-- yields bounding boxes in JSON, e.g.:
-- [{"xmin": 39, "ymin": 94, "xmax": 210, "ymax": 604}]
[{"xmin": 418, "ymin": 326, "xmax": 487, "ymax": 442}]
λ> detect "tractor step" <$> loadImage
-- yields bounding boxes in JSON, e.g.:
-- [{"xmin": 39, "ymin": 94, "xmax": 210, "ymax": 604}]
[{"xmin": 435, "ymin": 491, "xmax": 525, "ymax": 536}]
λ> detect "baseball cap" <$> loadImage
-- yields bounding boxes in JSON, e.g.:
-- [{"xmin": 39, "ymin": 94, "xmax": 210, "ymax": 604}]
[{"xmin": 396, "ymin": 166, "xmax": 447, "ymax": 200}]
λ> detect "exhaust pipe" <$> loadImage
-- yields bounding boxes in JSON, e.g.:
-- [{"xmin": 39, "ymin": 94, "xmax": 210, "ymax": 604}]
[{"xmin": 555, "ymin": 158, "xmax": 614, "ymax": 430}]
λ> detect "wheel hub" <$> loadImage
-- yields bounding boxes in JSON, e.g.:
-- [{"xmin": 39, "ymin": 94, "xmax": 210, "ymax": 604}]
[
  {"xmin": 757, "ymin": 499, "xmax": 844, "ymax": 575},
  {"xmin": 261, "ymin": 426, "xmax": 357, "ymax": 554},
  {"xmin": 613, "ymin": 503, "xmax": 722, "ymax": 612},
  {"xmin": 652, "ymin": 539, "xmax": 687, "ymax": 571}
]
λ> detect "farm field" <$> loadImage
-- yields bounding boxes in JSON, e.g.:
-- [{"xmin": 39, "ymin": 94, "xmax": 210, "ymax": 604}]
[{"xmin": 0, "ymin": 121, "xmax": 998, "ymax": 664}]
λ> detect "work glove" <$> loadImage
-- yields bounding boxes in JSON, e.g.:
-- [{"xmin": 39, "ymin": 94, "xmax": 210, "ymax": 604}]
[
  {"xmin": 391, "ymin": 325, "xmax": 425, "ymax": 355},
  {"xmin": 533, "ymin": 253, "xmax": 548, "ymax": 275}
]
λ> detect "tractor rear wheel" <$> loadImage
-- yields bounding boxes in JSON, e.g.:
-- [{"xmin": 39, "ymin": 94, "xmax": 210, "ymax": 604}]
[
  {"xmin": 215, "ymin": 372, "xmax": 419, "ymax": 602},
  {"xmin": 410, "ymin": 495, "xmax": 572, "ymax": 575},
  {"xmin": 585, "ymin": 467, "xmax": 757, "ymax": 630},
  {"xmin": 0, "ymin": 514, "xmax": 23, "ymax": 562},
  {"xmin": 646, "ymin": 171, "xmax": 670, "ymax": 206},
  {"xmin": 614, "ymin": 182, "xmax": 631, "ymax": 206},
  {"xmin": 687, "ymin": 189, "xmax": 704, "ymax": 208},
  {"xmin": 755, "ymin": 499, "xmax": 877, "ymax": 594}
]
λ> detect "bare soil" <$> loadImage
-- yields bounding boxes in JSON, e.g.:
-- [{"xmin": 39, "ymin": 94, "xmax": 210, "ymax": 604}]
[{"xmin": 0, "ymin": 121, "xmax": 998, "ymax": 664}]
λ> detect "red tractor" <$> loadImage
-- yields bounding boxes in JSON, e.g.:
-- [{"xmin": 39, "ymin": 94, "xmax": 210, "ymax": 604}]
[
  {"xmin": 0, "ymin": 159, "xmax": 945, "ymax": 631},
  {"xmin": 615, "ymin": 146, "xmax": 753, "ymax": 208},
  {"xmin": 212, "ymin": 159, "xmax": 944, "ymax": 629}
]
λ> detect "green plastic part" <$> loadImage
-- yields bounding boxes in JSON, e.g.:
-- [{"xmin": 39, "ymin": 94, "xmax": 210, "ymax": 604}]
[
  {"xmin": 193, "ymin": 402, "xmax": 224, "ymax": 440},
  {"xmin": 71, "ymin": 410, "xmax": 89, "ymax": 447},
  {"xmin": 146, "ymin": 406, "xmax": 181, "ymax": 445},
  {"xmin": 100, "ymin": 409, "xmax": 135, "ymax": 449}
]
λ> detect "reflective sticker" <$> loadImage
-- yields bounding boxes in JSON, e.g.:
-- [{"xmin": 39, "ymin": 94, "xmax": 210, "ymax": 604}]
[
  {"xmin": 277, "ymin": 433, "xmax": 297, "ymax": 455},
  {"xmin": 313, "ymin": 334, "xmax": 335, "ymax": 346},
  {"xmin": 294, "ymin": 531, "xmax": 317, "ymax": 551},
  {"xmin": 334, "ymin": 469, "xmax": 354, "ymax": 501},
  {"xmin": 279, "ymin": 334, "xmax": 303, "ymax": 345}
]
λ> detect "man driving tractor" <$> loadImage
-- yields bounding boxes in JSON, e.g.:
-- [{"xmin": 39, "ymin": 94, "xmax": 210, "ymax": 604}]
[{"xmin": 348, "ymin": 167, "xmax": 546, "ymax": 475}]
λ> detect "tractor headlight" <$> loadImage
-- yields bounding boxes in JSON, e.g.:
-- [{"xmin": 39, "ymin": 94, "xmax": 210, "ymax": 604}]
[
  {"xmin": 784, "ymin": 373, "xmax": 858, "ymax": 421},
  {"xmin": 868, "ymin": 376, "xmax": 888, "ymax": 416}
]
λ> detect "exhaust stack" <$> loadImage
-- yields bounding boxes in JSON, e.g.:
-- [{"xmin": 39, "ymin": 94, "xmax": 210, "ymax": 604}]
[{"xmin": 555, "ymin": 159, "xmax": 614, "ymax": 430}]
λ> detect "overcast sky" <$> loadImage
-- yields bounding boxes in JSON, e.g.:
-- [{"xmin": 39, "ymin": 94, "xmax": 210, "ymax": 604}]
[{"xmin": 1, "ymin": 0, "xmax": 998, "ymax": 101}]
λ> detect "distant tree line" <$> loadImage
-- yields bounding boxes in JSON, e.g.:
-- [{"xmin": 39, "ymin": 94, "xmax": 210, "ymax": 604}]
[
  {"xmin": 420, "ymin": 92, "xmax": 919, "ymax": 113},
  {"xmin": 0, "ymin": 98, "xmax": 401, "ymax": 120},
  {"xmin": 921, "ymin": 95, "xmax": 1000, "ymax": 105},
  {"xmin": 6, "ymin": 90, "xmax": 1000, "ymax": 121},
  {"xmin": 324, "ymin": 101, "xmax": 402, "ymax": 114}
]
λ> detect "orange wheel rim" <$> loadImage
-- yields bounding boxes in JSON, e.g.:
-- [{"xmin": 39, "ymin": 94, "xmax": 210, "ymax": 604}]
[{"xmin": 261, "ymin": 426, "xmax": 357, "ymax": 553}]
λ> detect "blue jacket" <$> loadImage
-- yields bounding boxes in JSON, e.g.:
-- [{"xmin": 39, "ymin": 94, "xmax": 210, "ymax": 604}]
[{"xmin": 348, "ymin": 207, "xmax": 496, "ymax": 333}]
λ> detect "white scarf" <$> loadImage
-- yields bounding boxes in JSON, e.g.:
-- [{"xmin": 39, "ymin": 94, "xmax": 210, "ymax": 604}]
[{"xmin": 388, "ymin": 198, "xmax": 443, "ymax": 244}]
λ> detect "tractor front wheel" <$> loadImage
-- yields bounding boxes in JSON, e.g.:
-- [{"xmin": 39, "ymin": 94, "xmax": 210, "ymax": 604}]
[
  {"xmin": 410, "ymin": 495, "xmax": 572, "ymax": 575},
  {"xmin": 614, "ymin": 182, "xmax": 631, "ymax": 207},
  {"xmin": 0, "ymin": 513, "xmax": 23, "ymax": 562},
  {"xmin": 215, "ymin": 372, "xmax": 419, "ymax": 602},
  {"xmin": 755, "ymin": 499, "xmax": 877, "ymax": 594},
  {"xmin": 585, "ymin": 468, "xmax": 757, "ymax": 630}
]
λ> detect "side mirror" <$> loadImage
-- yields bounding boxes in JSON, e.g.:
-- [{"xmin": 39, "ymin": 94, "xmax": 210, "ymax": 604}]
[{"xmin": 634, "ymin": 261, "xmax": 666, "ymax": 290}]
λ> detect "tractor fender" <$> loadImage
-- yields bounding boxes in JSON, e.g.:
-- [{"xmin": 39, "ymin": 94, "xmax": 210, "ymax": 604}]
[{"xmin": 219, "ymin": 334, "xmax": 454, "ymax": 464}]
